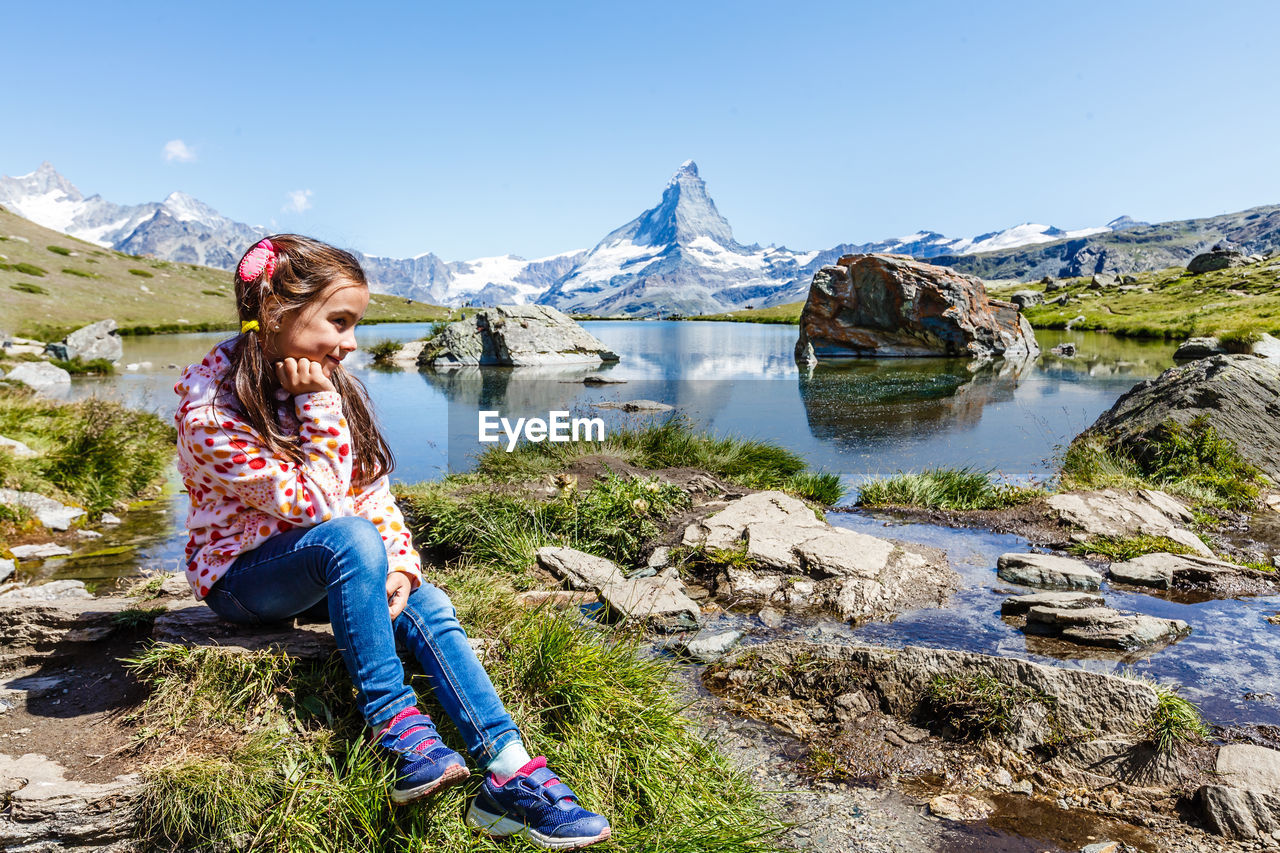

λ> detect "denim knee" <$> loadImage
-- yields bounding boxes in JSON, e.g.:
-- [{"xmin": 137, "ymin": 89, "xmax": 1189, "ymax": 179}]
[
  {"xmin": 402, "ymin": 583, "xmax": 457, "ymax": 623},
  {"xmin": 315, "ymin": 516, "xmax": 388, "ymax": 582}
]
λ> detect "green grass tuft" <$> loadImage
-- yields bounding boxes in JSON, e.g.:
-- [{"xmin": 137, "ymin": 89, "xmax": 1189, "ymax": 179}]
[
  {"xmin": 13, "ymin": 261, "xmax": 47, "ymax": 276},
  {"xmin": 857, "ymin": 467, "xmax": 1043, "ymax": 511},
  {"xmin": 128, "ymin": 268, "xmax": 155, "ymax": 278},
  {"xmin": 48, "ymin": 356, "xmax": 114, "ymax": 375},
  {"xmin": 920, "ymin": 673, "xmax": 1063, "ymax": 743},
  {"xmin": 1140, "ymin": 682, "xmax": 1211, "ymax": 753},
  {"xmin": 366, "ymin": 338, "xmax": 402, "ymax": 363},
  {"xmin": 9, "ymin": 281, "xmax": 47, "ymax": 295},
  {"xmin": 46, "ymin": 245, "xmax": 72, "ymax": 256},
  {"xmin": 1062, "ymin": 416, "xmax": 1267, "ymax": 511},
  {"xmin": 61, "ymin": 267, "xmax": 98, "ymax": 278},
  {"xmin": 1067, "ymin": 534, "xmax": 1193, "ymax": 562}
]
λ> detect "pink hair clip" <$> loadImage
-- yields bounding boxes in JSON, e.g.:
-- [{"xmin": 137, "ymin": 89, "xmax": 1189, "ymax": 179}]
[{"xmin": 238, "ymin": 238, "xmax": 277, "ymax": 282}]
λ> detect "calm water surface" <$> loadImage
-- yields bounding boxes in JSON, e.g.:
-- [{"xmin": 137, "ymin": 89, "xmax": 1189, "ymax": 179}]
[{"xmin": 37, "ymin": 321, "xmax": 1280, "ymax": 728}]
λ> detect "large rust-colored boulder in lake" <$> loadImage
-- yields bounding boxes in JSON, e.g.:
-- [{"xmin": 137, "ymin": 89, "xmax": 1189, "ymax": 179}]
[
  {"xmin": 1081, "ymin": 354, "xmax": 1280, "ymax": 483},
  {"xmin": 794, "ymin": 254, "xmax": 1040, "ymax": 362}
]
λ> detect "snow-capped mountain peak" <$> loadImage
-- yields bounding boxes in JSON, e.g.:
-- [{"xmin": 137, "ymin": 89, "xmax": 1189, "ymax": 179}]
[{"xmin": 161, "ymin": 190, "xmax": 222, "ymax": 225}]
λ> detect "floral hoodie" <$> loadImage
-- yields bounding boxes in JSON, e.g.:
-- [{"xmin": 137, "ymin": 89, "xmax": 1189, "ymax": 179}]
[{"xmin": 173, "ymin": 340, "xmax": 423, "ymax": 600}]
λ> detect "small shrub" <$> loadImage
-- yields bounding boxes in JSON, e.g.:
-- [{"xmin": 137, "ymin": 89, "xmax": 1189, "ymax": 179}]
[
  {"xmin": 365, "ymin": 339, "xmax": 402, "ymax": 363},
  {"xmin": 112, "ymin": 606, "xmax": 167, "ymax": 630},
  {"xmin": 62, "ymin": 267, "xmax": 97, "ymax": 278},
  {"xmin": 1141, "ymin": 682, "xmax": 1211, "ymax": 752},
  {"xmin": 128, "ymin": 268, "xmax": 154, "ymax": 278},
  {"xmin": 200, "ymin": 289, "xmax": 225, "ymax": 297},
  {"xmin": 13, "ymin": 262, "xmax": 46, "ymax": 277},
  {"xmin": 1219, "ymin": 328, "xmax": 1262, "ymax": 353},
  {"xmin": 46, "ymin": 245, "xmax": 72, "ymax": 256},
  {"xmin": 48, "ymin": 357, "xmax": 114, "ymax": 375},
  {"xmin": 9, "ymin": 282, "xmax": 47, "ymax": 295}
]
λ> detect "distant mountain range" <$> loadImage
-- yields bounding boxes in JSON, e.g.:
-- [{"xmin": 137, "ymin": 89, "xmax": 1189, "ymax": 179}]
[{"xmin": 4, "ymin": 160, "xmax": 1277, "ymax": 316}]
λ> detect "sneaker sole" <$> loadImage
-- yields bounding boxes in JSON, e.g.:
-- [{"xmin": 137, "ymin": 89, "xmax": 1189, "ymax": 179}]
[
  {"xmin": 391, "ymin": 763, "xmax": 470, "ymax": 805},
  {"xmin": 465, "ymin": 804, "xmax": 611, "ymax": 850}
]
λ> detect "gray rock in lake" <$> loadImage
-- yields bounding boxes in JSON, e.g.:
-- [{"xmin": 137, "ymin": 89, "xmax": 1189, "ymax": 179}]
[
  {"xmin": 1080, "ymin": 355, "xmax": 1280, "ymax": 484},
  {"xmin": 418, "ymin": 305, "xmax": 620, "ymax": 367},
  {"xmin": 1050, "ymin": 342, "xmax": 1076, "ymax": 357},
  {"xmin": 5, "ymin": 361, "xmax": 70, "ymax": 390},
  {"xmin": 63, "ymin": 318, "xmax": 122, "ymax": 362},
  {"xmin": 996, "ymin": 552, "xmax": 1103, "ymax": 590},
  {"xmin": 1000, "ymin": 591, "xmax": 1104, "ymax": 615},
  {"xmin": 1024, "ymin": 605, "xmax": 1190, "ymax": 650},
  {"xmin": 1108, "ymin": 552, "xmax": 1279, "ymax": 596}
]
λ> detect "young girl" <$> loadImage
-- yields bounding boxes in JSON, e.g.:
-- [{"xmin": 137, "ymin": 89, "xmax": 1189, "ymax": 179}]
[{"xmin": 173, "ymin": 235, "xmax": 610, "ymax": 850}]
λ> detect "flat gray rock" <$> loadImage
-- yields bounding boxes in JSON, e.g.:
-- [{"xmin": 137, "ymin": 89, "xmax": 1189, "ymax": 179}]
[
  {"xmin": 5, "ymin": 362, "xmax": 71, "ymax": 389},
  {"xmin": 1025, "ymin": 605, "xmax": 1190, "ymax": 650},
  {"xmin": 673, "ymin": 628, "xmax": 744, "ymax": 663},
  {"xmin": 536, "ymin": 546, "xmax": 700, "ymax": 631},
  {"xmin": 1109, "ymin": 552, "xmax": 1278, "ymax": 596},
  {"xmin": 1044, "ymin": 489, "xmax": 1211, "ymax": 557},
  {"xmin": 64, "ymin": 318, "xmax": 122, "ymax": 362},
  {"xmin": 593, "ymin": 399, "xmax": 673, "ymax": 412},
  {"xmin": 421, "ymin": 305, "xmax": 619, "ymax": 367},
  {"xmin": 682, "ymin": 490, "xmax": 825, "ymax": 551},
  {"xmin": 1001, "ymin": 591, "xmax": 1104, "ymax": 615},
  {"xmin": 151, "ymin": 607, "xmax": 338, "ymax": 660},
  {"xmin": 0, "ymin": 435, "xmax": 36, "ymax": 458},
  {"xmin": 0, "ymin": 558, "xmax": 13, "ymax": 585},
  {"xmin": 997, "ymin": 552, "xmax": 1103, "ymax": 590},
  {"xmin": 0, "ymin": 752, "xmax": 139, "ymax": 850},
  {"xmin": 0, "ymin": 490, "xmax": 85, "ymax": 532}
]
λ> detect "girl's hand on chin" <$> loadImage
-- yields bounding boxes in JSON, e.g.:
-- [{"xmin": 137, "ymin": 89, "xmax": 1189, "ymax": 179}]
[{"xmin": 275, "ymin": 357, "xmax": 337, "ymax": 395}]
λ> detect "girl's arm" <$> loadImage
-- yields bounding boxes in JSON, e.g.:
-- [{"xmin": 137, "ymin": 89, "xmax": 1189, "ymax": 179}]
[
  {"xmin": 179, "ymin": 391, "xmax": 353, "ymax": 524},
  {"xmin": 352, "ymin": 476, "xmax": 425, "ymax": 589}
]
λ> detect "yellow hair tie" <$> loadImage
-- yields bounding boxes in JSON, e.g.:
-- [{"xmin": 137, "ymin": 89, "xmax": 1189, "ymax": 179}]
[{"xmin": 240, "ymin": 319, "xmax": 260, "ymax": 334}]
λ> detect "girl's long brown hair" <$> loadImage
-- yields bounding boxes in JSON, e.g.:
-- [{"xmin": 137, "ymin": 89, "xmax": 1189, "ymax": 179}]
[{"xmin": 222, "ymin": 234, "xmax": 394, "ymax": 491}]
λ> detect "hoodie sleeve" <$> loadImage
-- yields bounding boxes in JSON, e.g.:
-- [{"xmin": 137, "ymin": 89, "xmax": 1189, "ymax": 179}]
[
  {"xmin": 178, "ymin": 391, "xmax": 353, "ymax": 525},
  {"xmin": 352, "ymin": 476, "xmax": 424, "ymax": 588}
]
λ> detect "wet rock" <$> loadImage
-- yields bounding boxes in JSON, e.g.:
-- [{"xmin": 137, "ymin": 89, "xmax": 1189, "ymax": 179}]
[
  {"xmin": 0, "ymin": 559, "xmax": 12, "ymax": 584},
  {"xmin": 794, "ymin": 254, "xmax": 1039, "ymax": 362},
  {"xmin": 1080, "ymin": 355, "xmax": 1280, "ymax": 484},
  {"xmin": 0, "ymin": 489, "xmax": 84, "ymax": 531},
  {"xmin": 8, "ymin": 542, "xmax": 74, "ymax": 559},
  {"xmin": 386, "ymin": 339, "xmax": 427, "ymax": 364},
  {"xmin": 1188, "ymin": 248, "xmax": 1248, "ymax": 273},
  {"xmin": 1051, "ymin": 342, "xmax": 1077, "ymax": 357},
  {"xmin": 0, "ymin": 435, "xmax": 36, "ymax": 457},
  {"xmin": 1024, "ymin": 605, "xmax": 1190, "ymax": 650},
  {"xmin": 1000, "ymin": 591, "xmax": 1104, "ymax": 615},
  {"xmin": 420, "ymin": 305, "xmax": 620, "ymax": 367},
  {"xmin": 1174, "ymin": 336, "xmax": 1226, "ymax": 361},
  {"xmin": 1080, "ymin": 843, "xmax": 1122, "ymax": 853},
  {"xmin": 582, "ymin": 373, "xmax": 626, "ymax": 384},
  {"xmin": 62, "ymin": 318, "xmax": 122, "ymax": 362},
  {"xmin": 682, "ymin": 490, "xmax": 825, "ymax": 551},
  {"xmin": 1009, "ymin": 290, "xmax": 1042, "ymax": 308},
  {"xmin": 0, "ymin": 579, "xmax": 90, "ymax": 603},
  {"xmin": 151, "ymin": 606, "xmax": 339, "ymax": 659},
  {"xmin": 536, "ymin": 547, "xmax": 700, "ymax": 631},
  {"xmin": 0, "ymin": 752, "xmax": 139, "ymax": 851},
  {"xmin": 996, "ymin": 552, "xmax": 1103, "ymax": 590},
  {"xmin": 1109, "ymin": 552, "xmax": 1279, "ymax": 595},
  {"xmin": 687, "ymin": 492, "xmax": 956, "ymax": 622},
  {"xmin": 670, "ymin": 628, "xmax": 744, "ymax": 663},
  {"xmin": 5, "ymin": 361, "xmax": 70, "ymax": 390},
  {"xmin": 1044, "ymin": 488, "xmax": 1212, "ymax": 557},
  {"xmin": 593, "ymin": 399, "xmax": 673, "ymax": 412},
  {"xmin": 757, "ymin": 607, "xmax": 783, "ymax": 628},
  {"xmin": 100, "ymin": 512, "xmax": 122, "ymax": 525},
  {"xmin": 928, "ymin": 793, "xmax": 993, "ymax": 821}
]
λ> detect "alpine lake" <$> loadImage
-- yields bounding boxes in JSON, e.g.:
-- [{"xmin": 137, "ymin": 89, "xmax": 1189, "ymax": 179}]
[{"xmin": 28, "ymin": 320, "xmax": 1280, "ymax": 734}]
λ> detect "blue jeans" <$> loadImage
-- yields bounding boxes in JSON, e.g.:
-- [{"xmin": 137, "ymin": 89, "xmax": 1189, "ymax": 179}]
[{"xmin": 203, "ymin": 516, "xmax": 522, "ymax": 767}]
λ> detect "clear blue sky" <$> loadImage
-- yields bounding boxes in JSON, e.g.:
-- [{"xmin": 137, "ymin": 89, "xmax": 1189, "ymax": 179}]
[{"xmin": 5, "ymin": 0, "xmax": 1278, "ymax": 260}]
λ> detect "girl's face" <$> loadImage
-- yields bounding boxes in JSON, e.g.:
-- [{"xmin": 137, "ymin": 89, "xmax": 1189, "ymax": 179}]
[{"xmin": 266, "ymin": 278, "xmax": 369, "ymax": 377}]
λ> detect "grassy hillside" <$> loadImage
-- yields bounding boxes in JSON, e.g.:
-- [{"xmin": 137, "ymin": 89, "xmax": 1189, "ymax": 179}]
[
  {"xmin": 990, "ymin": 260, "xmax": 1280, "ymax": 339},
  {"xmin": 0, "ymin": 206, "xmax": 449, "ymax": 340},
  {"xmin": 686, "ymin": 301, "xmax": 806, "ymax": 324}
]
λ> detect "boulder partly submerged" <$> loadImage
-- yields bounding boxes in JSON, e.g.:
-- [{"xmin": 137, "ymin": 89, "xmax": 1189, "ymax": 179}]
[
  {"xmin": 681, "ymin": 490, "xmax": 958, "ymax": 622},
  {"xmin": 418, "ymin": 305, "xmax": 620, "ymax": 368},
  {"xmin": 794, "ymin": 254, "xmax": 1040, "ymax": 362},
  {"xmin": 1079, "ymin": 355, "xmax": 1280, "ymax": 484}
]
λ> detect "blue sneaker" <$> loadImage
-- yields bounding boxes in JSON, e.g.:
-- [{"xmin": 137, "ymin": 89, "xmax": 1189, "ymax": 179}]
[
  {"xmin": 465, "ymin": 756, "xmax": 611, "ymax": 850},
  {"xmin": 375, "ymin": 708, "xmax": 469, "ymax": 804}
]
